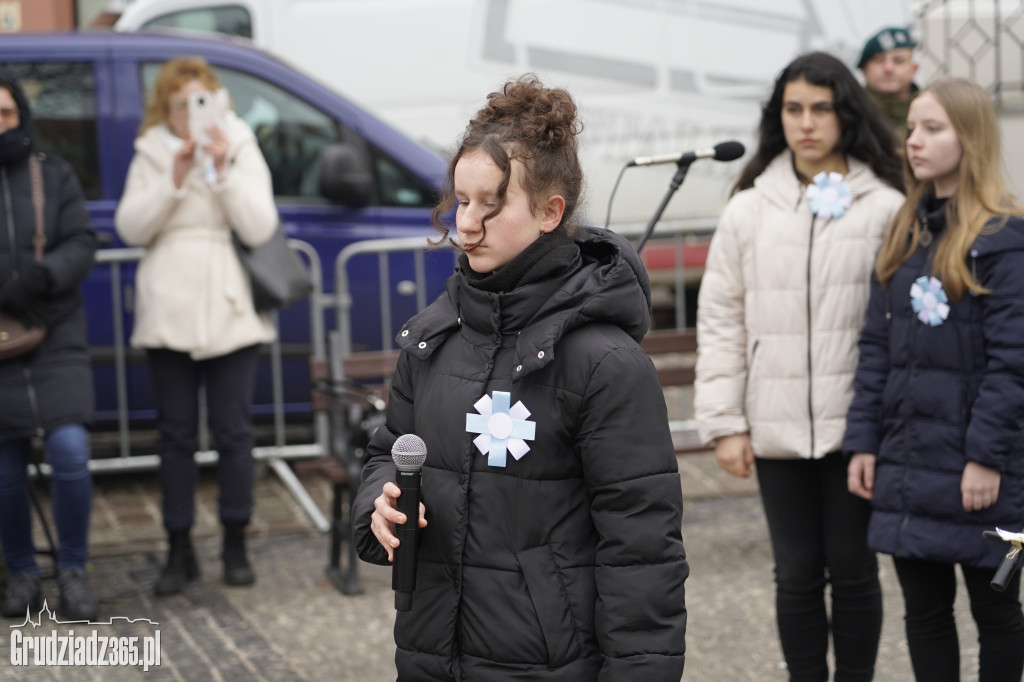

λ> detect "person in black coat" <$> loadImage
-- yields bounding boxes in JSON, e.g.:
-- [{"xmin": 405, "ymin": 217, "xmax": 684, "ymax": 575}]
[
  {"xmin": 352, "ymin": 75, "xmax": 687, "ymax": 681},
  {"xmin": 844, "ymin": 78, "xmax": 1024, "ymax": 681},
  {"xmin": 0, "ymin": 71, "xmax": 99, "ymax": 621}
]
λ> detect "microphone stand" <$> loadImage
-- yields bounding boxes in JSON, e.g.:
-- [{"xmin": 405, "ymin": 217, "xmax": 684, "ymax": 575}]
[{"xmin": 634, "ymin": 157, "xmax": 696, "ymax": 253}]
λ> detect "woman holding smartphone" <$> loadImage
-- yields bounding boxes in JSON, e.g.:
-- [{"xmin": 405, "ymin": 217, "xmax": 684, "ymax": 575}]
[{"xmin": 115, "ymin": 56, "xmax": 277, "ymax": 596}]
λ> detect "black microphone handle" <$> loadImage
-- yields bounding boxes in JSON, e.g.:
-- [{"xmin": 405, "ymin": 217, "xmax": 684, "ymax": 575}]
[
  {"xmin": 983, "ymin": 530, "xmax": 1023, "ymax": 592},
  {"xmin": 393, "ymin": 467, "xmax": 422, "ymax": 610}
]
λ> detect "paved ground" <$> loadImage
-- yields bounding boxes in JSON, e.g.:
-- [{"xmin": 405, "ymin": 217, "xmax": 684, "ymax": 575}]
[{"xmin": 0, "ymin": 452, "xmax": 988, "ymax": 681}]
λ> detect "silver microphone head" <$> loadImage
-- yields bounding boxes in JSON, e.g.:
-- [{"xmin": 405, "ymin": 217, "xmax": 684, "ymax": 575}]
[{"xmin": 391, "ymin": 434, "xmax": 427, "ymax": 471}]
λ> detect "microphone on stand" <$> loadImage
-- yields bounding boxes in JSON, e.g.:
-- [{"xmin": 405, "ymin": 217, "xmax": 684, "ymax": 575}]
[
  {"xmin": 632, "ymin": 140, "xmax": 746, "ymax": 253},
  {"xmin": 392, "ymin": 433, "xmax": 427, "ymax": 611},
  {"xmin": 627, "ymin": 140, "xmax": 746, "ymax": 167}
]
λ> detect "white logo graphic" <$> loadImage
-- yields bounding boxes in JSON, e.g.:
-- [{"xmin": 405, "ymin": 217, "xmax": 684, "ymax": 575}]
[
  {"xmin": 465, "ymin": 390, "xmax": 536, "ymax": 467},
  {"xmin": 9, "ymin": 601, "xmax": 161, "ymax": 671}
]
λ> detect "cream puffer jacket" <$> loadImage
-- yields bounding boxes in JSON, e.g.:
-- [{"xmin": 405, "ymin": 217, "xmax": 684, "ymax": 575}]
[
  {"xmin": 115, "ymin": 115, "xmax": 277, "ymax": 360},
  {"xmin": 694, "ymin": 151, "xmax": 904, "ymax": 459}
]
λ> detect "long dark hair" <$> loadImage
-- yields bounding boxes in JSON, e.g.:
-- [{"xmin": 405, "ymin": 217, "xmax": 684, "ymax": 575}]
[{"xmin": 732, "ymin": 51, "xmax": 903, "ymax": 194}]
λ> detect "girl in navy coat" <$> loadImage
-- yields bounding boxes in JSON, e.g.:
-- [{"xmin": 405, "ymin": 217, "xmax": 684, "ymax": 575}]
[{"xmin": 845, "ymin": 78, "xmax": 1024, "ymax": 681}]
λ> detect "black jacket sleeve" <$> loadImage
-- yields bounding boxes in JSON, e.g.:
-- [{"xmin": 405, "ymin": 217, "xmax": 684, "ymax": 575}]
[
  {"xmin": 577, "ymin": 343, "xmax": 687, "ymax": 680},
  {"xmin": 353, "ymin": 349, "xmax": 416, "ymax": 566},
  {"xmin": 843, "ymin": 274, "xmax": 890, "ymax": 455}
]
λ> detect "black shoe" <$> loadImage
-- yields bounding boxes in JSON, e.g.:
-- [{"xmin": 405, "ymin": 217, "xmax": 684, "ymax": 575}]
[
  {"xmin": 222, "ymin": 525, "xmax": 255, "ymax": 586},
  {"xmin": 154, "ymin": 530, "xmax": 199, "ymax": 596},
  {"xmin": 57, "ymin": 568, "xmax": 99, "ymax": 621},
  {"xmin": 2, "ymin": 572, "xmax": 41, "ymax": 618}
]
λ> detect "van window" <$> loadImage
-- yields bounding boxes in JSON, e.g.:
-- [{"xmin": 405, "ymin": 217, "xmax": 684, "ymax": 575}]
[
  {"xmin": 2, "ymin": 62, "xmax": 100, "ymax": 199},
  {"xmin": 140, "ymin": 62, "xmax": 435, "ymax": 206},
  {"xmin": 141, "ymin": 5, "xmax": 252, "ymax": 38}
]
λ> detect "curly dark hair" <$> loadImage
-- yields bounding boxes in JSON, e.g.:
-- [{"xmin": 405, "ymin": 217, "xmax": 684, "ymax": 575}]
[
  {"xmin": 732, "ymin": 51, "xmax": 904, "ymax": 194},
  {"xmin": 431, "ymin": 73, "xmax": 584, "ymax": 248}
]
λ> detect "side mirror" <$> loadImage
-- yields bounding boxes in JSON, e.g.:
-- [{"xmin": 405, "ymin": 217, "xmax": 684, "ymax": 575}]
[{"xmin": 319, "ymin": 143, "xmax": 374, "ymax": 207}]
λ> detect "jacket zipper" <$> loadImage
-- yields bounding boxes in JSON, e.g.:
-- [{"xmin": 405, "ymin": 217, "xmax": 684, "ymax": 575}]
[
  {"xmin": 805, "ymin": 212, "xmax": 817, "ymax": 457},
  {"xmin": 743, "ymin": 339, "xmax": 760, "ymax": 399}
]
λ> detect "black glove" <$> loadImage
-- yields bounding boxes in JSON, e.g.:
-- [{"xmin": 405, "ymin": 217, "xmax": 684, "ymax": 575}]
[{"xmin": 0, "ymin": 264, "xmax": 49, "ymax": 327}]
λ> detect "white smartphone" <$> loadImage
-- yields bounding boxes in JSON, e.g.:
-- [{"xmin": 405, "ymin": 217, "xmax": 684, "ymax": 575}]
[{"xmin": 187, "ymin": 88, "xmax": 229, "ymax": 148}]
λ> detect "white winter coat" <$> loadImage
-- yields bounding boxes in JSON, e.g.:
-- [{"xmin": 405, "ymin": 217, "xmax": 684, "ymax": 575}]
[
  {"xmin": 694, "ymin": 151, "xmax": 904, "ymax": 459},
  {"xmin": 115, "ymin": 115, "xmax": 277, "ymax": 360}
]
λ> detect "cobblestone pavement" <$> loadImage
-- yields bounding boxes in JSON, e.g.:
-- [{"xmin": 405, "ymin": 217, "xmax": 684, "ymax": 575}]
[{"xmin": 0, "ymin": 453, "xmax": 987, "ymax": 681}]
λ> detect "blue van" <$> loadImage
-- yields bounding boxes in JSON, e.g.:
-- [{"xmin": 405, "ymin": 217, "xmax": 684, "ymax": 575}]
[{"xmin": 0, "ymin": 31, "xmax": 456, "ymax": 430}]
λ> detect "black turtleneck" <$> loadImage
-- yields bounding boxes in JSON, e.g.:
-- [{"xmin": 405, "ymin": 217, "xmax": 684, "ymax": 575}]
[
  {"xmin": 923, "ymin": 192, "xmax": 949, "ymax": 215},
  {"xmin": 460, "ymin": 230, "xmax": 579, "ymax": 293}
]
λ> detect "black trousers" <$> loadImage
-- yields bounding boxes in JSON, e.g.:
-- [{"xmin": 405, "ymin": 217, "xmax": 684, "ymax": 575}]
[
  {"xmin": 147, "ymin": 345, "xmax": 261, "ymax": 532},
  {"xmin": 893, "ymin": 556, "xmax": 1024, "ymax": 682},
  {"xmin": 756, "ymin": 453, "xmax": 883, "ymax": 682}
]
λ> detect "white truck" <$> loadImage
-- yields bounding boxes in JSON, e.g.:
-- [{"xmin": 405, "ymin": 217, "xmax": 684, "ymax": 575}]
[{"xmin": 114, "ymin": 0, "xmax": 913, "ymax": 233}]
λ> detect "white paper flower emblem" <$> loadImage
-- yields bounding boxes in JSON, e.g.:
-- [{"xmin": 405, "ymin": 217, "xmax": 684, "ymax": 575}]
[
  {"xmin": 910, "ymin": 275, "xmax": 950, "ymax": 327},
  {"xmin": 465, "ymin": 391, "xmax": 536, "ymax": 467},
  {"xmin": 805, "ymin": 171, "xmax": 852, "ymax": 219}
]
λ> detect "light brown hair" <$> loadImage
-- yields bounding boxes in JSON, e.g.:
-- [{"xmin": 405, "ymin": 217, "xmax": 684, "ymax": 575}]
[
  {"xmin": 875, "ymin": 78, "xmax": 1021, "ymax": 299},
  {"xmin": 139, "ymin": 56, "xmax": 222, "ymax": 135}
]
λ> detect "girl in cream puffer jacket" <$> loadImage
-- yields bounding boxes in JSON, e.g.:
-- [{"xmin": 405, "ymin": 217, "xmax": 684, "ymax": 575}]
[
  {"xmin": 694, "ymin": 52, "xmax": 904, "ymax": 682},
  {"xmin": 695, "ymin": 149, "xmax": 903, "ymax": 458}
]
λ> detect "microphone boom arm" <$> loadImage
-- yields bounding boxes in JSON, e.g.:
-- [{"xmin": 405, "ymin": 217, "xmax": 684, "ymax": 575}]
[{"xmin": 634, "ymin": 158, "xmax": 694, "ymax": 254}]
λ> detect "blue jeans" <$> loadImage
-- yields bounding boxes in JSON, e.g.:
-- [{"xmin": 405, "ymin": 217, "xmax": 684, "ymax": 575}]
[{"xmin": 0, "ymin": 424, "xmax": 93, "ymax": 574}]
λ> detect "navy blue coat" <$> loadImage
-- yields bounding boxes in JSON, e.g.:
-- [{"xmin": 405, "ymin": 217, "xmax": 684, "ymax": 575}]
[{"xmin": 844, "ymin": 200, "xmax": 1024, "ymax": 568}]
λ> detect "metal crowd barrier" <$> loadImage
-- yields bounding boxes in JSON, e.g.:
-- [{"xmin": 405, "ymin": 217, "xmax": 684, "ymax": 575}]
[
  {"xmin": 74, "ymin": 242, "xmax": 332, "ymax": 532},
  {"xmin": 330, "ymin": 223, "xmax": 712, "ymax": 461},
  {"xmin": 332, "ymin": 221, "xmax": 715, "ymax": 355}
]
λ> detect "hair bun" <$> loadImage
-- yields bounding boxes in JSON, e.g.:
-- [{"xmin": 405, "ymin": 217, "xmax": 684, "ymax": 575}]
[{"xmin": 475, "ymin": 73, "xmax": 581, "ymax": 150}]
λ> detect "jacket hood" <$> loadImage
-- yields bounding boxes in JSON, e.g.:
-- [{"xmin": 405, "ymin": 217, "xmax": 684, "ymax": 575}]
[
  {"xmin": 0, "ymin": 70, "xmax": 34, "ymax": 166},
  {"xmin": 754, "ymin": 149, "xmax": 896, "ymax": 212},
  {"xmin": 397, "ymin": 225, "xmax": 652, "ymax": 379},
  {"xmin": 970, "ymin": 215, "xmax": 1024, "ymax": 258},
  {"xmin": 914, "ymin": 195, "xmax": 1024, "ymax": 259}
]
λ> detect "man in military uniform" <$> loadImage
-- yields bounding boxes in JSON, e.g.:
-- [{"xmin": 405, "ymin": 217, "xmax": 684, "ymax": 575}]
[{"xmin": 858, "ymin": 26, "xmax": 919, "ymax": 145}]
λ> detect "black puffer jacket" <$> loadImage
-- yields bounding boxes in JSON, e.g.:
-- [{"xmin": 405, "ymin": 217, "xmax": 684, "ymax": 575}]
[
  {"xmin": 0, "ymin": 73, "xmax": 97, "ymax": 438},
  {"xmin": 354, "ymin": 227, "xmax": 687, "ymax": 681}
]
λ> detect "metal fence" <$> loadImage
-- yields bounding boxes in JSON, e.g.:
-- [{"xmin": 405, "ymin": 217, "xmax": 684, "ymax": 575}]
[
  {"xmin": 332, "ymin": 222, "xmax": 713, "ymax": 357},
  {"xmin": 78, "ymin": 242, "xmax": 331, "ymax": 531},
  {"xmin": 914, "ymin": 0, "xmax": 1024, "ymax": 109},
  {"xmin": 78, "ymin": 224, "xmax": 703, "ymax": 532}
]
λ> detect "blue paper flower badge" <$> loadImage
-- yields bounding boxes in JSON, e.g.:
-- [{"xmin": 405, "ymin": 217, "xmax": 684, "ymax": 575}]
[
  {"xmin": 910, "ymin": 275, "xmax": 950, "ymax": 327},
  {"xmin": 805, "ymin": 171, "xmax": 852, "ymax": 219},
  {"xmin": 465, "ymin": 391, "xmax": 536, "ymax": 468}
]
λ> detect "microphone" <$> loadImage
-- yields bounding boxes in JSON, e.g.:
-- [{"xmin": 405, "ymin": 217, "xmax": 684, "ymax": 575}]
[
  {"xmin": 983, "ymin": 529, "xmax": 1023, "ymax": 592},
  {"xmin": 392, "ymin": 433, "xmax": 427, "ymax": 611},
  {"xmin": 627, "ymin": 140, "xmax": 746, "ymax": 167}
]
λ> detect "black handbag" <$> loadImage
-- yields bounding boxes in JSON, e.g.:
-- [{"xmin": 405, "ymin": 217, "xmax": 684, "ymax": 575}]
[
  {"xmin": 232, "ymin": 225, "xmax": 313, "ymax": 312},
  {"xmin": 0, "ymin": 154, "xmax": 47, "ymax": 360}
]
